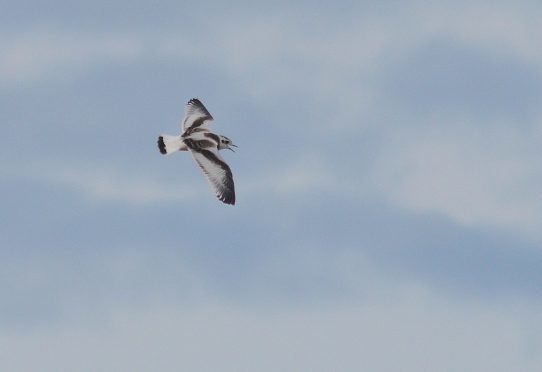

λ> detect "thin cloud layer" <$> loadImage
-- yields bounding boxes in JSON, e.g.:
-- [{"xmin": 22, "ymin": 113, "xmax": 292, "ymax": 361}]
[
  {"xmin": 368, "ymin": 121, "xmax": 542, "ymax": 238},
  {"xmin": 2, "ymin": 1, "xmax": 542, "ymax": 371},
  {"xmin": 0, "ymin": 32, "xmax": 145, "ymax": 83},
  {"xmin": 2, "ymin": 291, "xmax": 540, "ymax": 372}
]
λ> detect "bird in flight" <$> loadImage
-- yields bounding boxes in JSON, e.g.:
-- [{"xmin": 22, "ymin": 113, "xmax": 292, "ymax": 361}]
[{"xmin": 157, "ymin": 98, "xmax": 237, "ymax": 205}]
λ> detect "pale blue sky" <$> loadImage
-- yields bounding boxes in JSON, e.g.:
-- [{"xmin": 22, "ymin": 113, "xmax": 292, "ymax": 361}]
[{"xmin": 2, "ymin": 1, "xmax": 542, "ymax": 371}]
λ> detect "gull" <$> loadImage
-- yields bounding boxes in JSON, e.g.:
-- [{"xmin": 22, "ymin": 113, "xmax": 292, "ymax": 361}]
[{"xmin": 157, "ymin": 98, "xmax": 237, "ymax": 205}]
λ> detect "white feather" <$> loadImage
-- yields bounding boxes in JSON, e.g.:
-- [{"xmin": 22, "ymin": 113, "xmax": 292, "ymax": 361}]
[{"xmin": 158, "ymin": 134, "xmax": 187, "ymax": 154}]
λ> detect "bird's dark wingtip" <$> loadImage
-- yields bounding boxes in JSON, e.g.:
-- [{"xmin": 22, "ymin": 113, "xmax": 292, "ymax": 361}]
[{"xmin": 218, "ymin": 193, "xmax": 235, "ymax": 205}]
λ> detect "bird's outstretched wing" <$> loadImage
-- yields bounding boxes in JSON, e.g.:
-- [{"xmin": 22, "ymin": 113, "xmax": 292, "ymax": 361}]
[
  {"xmin": 181, "ymin": 98, "xmax": 214, "ymax": 135},
  {"xmin": 186, "ymin": 141, "xmax": 235, "ymax": 205}
]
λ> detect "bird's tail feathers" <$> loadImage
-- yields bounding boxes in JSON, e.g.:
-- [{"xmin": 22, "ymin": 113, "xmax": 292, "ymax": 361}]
[{"xmin": 158, "ymin": 135, "xmax": 184, "ymax": 155}]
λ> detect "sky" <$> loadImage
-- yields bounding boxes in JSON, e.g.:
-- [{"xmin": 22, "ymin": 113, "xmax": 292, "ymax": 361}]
[{"xmin": 1, "ymin": 1, "xmax": 542, "ymax": 371}]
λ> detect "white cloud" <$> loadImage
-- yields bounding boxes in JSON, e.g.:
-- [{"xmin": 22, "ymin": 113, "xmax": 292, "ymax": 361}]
[
  {"xmin": 433, "ymin": 2, "xmax": 542, "ymax": 66},
  {"xmin": 17, "ymin": 166, "xmax": 198, "ymax": 205},
  {"xmin": 5, "ymin": 3, "xmax": 541, "ymax": 91},
  {"xmin": 3, "ymin": 1, "xmax": 542, "ymax": 234},
  {"xmin": 179, "ymin": 3, "xmax": 542, "ymax": 99},
  {"xmin": 0, "ymin": 32, "xmax": 144, "ymax": 83},
  {"xmin": 241, "ymin": 153, "xmax": 334, "ymax": 199},
  {"xmin": 1, "ymin": 289, "xmax": 540, "ymax": 372},
  {"xmin": 54, "ymin": 168, "xmax": 197, "ymax": 204},
  {"xmin": 368, "ymin": 120, "xmax": 542, "ymax": 239}
]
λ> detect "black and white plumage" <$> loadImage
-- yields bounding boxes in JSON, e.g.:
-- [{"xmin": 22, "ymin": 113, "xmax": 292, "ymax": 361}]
[{"xmin": 157, "ymin": 98, "xmax": 236, "ymax": 205}]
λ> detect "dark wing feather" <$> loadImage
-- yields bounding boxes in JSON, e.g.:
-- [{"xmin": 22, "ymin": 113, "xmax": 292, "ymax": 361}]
[
  {"xmin": 187, "ymin": 145, "xmax": 235, "ymax": 205},
  {"xmin": 181, "ymin": 98, "xmax": 214, "ymax": 135}
]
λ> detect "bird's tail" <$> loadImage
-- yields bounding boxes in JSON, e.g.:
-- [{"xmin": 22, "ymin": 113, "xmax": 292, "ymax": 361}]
[{"xmin": 157, "ymin": 135, "xmax": 185, "ymax": 155}]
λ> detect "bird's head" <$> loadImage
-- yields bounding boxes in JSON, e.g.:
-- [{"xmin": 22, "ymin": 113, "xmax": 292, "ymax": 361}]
[{"xmin": 218, "ymin": 135, "xmax": 238, "ymax": 152}]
